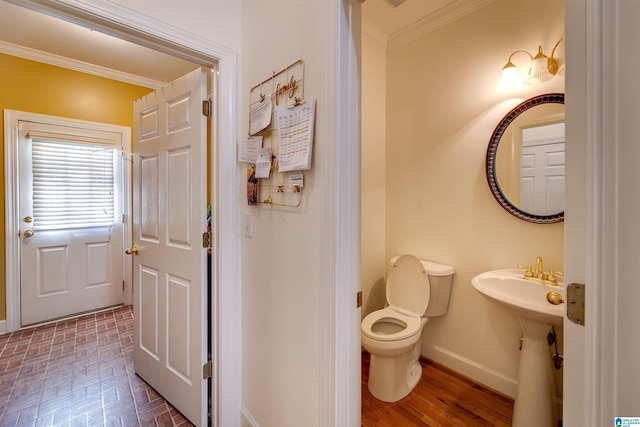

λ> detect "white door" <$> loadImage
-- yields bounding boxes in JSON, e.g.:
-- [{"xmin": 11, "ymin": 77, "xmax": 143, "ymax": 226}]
[
  {"xmin": 18, "ymin": 121, "xmax": 124, "ymax": 326},
  {"xmin": 519, "ymin": 123, "xmax": 565, "ymax": 216},
  {"xmin": 132, "ymin": 68, "xmax": 208, "ymax": 426}
]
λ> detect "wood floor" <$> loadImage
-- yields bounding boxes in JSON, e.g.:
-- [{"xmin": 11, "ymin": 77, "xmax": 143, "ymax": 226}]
[{"xmin": 361, "ymin": 352, "xmax": 514, "ymax": 427}]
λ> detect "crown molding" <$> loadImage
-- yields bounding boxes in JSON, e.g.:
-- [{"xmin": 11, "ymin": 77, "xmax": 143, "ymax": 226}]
[
  {"xmin": 0, "ymin": 41, "xmax": 164, "ymax": 89},
  {"xmin": 388, "ymin": 0, "xmax": 496, "ymax": 49},
  {"xmin": 362, "ymin": 18, "xmax": 388, "ymax": 51}
]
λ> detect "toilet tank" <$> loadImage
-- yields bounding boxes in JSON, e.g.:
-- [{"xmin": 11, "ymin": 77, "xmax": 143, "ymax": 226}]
[{"xmin": 389, "ymin": 256, "xmax": 455, "ymax": 317}]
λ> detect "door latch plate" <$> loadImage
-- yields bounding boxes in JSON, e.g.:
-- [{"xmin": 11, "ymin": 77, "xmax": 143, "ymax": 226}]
[{"xmin": 567, "ymin": 282, "xmax": 585, "ymax": 326}]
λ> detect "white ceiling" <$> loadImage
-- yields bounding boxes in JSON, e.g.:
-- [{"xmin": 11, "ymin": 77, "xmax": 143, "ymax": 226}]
[
  {"xmin": 0, "ymin": 0, "xmax": 493, "ymax": 87},
  {"xmin": 0, "ymin": 1, "xmax": 200, "ymax": 87},
  {"xmin": 363, "ymin": 0, "xmax": 459, "ymax": 35}
]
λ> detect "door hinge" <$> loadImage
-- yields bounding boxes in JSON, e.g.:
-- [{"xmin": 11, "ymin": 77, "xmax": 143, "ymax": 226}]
[
  {"xmin": 356, "ymin": 291, "xmax": 362, "ymax": 308},
  {"xmin": 567, "ymin": 283, "xmax": 585, "ymax": 326},
  {"xmin": 202, "ymin": 360, "xmax": 213, "ymax": 379},
  {"xmin": 202, "ymin": 99, "xmax": 212, "ymax": 117},
  {"xmin": 202, "ymin": 231, "xmax": 212, "ymax": 249}
]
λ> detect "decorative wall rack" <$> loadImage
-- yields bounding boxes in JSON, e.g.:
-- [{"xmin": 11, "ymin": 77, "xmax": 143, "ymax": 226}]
[{"xmin": 248, "ymin": 59, "xmax": 308, "ymax": 207}]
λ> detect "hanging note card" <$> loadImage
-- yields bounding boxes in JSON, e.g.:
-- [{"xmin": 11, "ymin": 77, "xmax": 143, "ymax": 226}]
[
  {"xmin": 255, "ymin": 147, "xmax": 272, "ymax": 179},
  {"xmin": 275, "ymin": 97, "xmax": 315, "ymax": 172},
  {"xmin": 238, "ymin": 136, "xmax": 263, "ymax": 163},
  {"xmin": 250, "ymin": 95, "xmax": 273, "ymax": 135}
]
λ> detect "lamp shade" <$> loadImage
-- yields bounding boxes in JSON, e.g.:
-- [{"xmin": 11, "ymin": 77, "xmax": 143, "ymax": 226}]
[
  {"xmin": 525, "ymin": 46, "xmax": 554, "ymax": 85},
  {"xmin": 497, "ymin": 61, "xmax": 522, "ymax": 91}
]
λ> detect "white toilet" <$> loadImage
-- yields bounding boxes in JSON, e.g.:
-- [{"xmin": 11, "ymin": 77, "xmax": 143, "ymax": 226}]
[{"xmin": 361, "ymin": 255, "xmax": 455, "ymax": 402}]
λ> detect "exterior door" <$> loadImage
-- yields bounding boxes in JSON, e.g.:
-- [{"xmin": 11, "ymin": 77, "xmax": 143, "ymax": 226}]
[
  {"xmin": 132, "ymin": 68, "xmax": 208, "ymax": 426},
  {"xmin": 18, "ymin": 120, "xmax": 124, "ymax": 326}
]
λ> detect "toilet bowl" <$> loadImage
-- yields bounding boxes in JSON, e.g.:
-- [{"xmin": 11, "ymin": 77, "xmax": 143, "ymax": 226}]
[{"xmin": 361, "ymin": 255, "xmax": 455, "ymax": 402}]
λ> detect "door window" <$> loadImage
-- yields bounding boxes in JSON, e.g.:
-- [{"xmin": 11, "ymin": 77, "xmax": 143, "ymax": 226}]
[{"xmin": 31, "ymin": 139, "xmax": 116, "ymax": 230}]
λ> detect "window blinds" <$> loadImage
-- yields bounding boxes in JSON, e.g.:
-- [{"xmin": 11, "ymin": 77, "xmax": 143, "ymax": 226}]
[{"xmin": 31, "ymin": 140, "xmax": 115, "ymax": 230}]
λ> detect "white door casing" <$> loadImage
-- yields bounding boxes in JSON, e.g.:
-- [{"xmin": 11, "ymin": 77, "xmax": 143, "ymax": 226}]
[
  {"xmin": 132, "ymin": 68, "xmax": 208, "ymax": 426},
  {"xmin": 18, "ymin": 121, "xmax": 125, "ymax": 325},
  {"xmin": 565, "ymin": 0, "xmax": 640, "ymax": 424},
  {"xmin": 4, "ymin": 110, "xmax": 133, "ymax": 331}
]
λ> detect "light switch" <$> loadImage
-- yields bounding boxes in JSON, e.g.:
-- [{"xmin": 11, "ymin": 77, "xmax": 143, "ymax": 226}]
[{"xmin": 243, "ymin": 213, "xmax": 252, "ymax": 237}]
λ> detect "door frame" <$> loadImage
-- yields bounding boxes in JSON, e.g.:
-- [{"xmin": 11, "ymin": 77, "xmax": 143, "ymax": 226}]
[
  {"xmin": 4, "ymin": 110, "xmax": 133, "ymax": 331},
  {"xmin": 5, "ymin": 1, "xmax": 241, "ymax": 425},
  {"xmin": 565, "ymin": 0, "xmax": 640, "ymax": 424}
]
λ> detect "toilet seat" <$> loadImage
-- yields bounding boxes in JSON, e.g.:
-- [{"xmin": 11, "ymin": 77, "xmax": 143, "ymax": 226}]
[
  {"xmin": 386, "ymin": 255, "xmax": 431, "ymax": 316},
  {"xmin": 361, "ymin": 307, "xmax": 422, "ymax": 341}
]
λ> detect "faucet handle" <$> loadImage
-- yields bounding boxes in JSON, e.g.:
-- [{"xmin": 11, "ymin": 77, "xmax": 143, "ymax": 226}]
[
  {"xmin": 517, "ymin": 264, "xmax": 534, "ymax": 277},
  {"xmin": 546, "ymin": 270, "xmax": 566, "ymax": 286}
]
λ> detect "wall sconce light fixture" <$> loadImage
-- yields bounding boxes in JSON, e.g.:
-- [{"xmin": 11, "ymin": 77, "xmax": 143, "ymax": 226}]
[{"xmin": 498, "ymin": 37, "xmax": 565, "ymax": 91}]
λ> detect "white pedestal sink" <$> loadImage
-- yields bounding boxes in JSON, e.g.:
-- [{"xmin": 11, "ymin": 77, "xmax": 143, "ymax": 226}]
[{"xmin": 471, "ymin": 269, "xmax": 564, "ymax": 427}]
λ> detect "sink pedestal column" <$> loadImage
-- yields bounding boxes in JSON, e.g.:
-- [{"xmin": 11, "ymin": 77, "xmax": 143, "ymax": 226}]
[{"xmin": 513, "ymin": 318, "xmax": 557, "ymax": 427}]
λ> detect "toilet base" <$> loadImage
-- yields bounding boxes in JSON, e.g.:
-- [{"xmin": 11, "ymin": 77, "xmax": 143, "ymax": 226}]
[{"xmin": 367, "ymin": 341, "xmax": 422, "ymax": 402}]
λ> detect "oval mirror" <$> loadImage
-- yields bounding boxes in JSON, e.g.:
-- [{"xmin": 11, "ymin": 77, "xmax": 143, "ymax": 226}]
[{"xmin": 486, "ymin": 93, "xmax": 565, "ymax": 223}]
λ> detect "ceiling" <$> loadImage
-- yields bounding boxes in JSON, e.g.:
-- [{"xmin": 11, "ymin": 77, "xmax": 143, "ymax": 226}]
[
  {"xmin": 363, "ymin": 0, "xmax": 465, "ymax": 35},
  {"xmin": 0, "ymin": 0, "xmax": 492, "ymax": 87},
  {"xmin": 0, "ymin": 0, "xmax": 200, "ymax": 87}
]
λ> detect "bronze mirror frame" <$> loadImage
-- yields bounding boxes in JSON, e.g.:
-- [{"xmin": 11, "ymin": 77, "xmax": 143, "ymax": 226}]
[{"xmin": 485, "ymin": 93, "xmax": 565, "ymax": 224}]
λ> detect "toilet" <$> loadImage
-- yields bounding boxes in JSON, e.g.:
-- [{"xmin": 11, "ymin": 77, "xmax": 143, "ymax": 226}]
[{"xmin": 361, "ymin": 255, "xmax": 455, "ymax": 402}]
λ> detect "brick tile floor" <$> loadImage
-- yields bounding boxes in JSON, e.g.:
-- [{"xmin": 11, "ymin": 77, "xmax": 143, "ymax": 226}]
[{"xmin": 0, "ymin": 306, "xmax": 193, "ymax": 427}]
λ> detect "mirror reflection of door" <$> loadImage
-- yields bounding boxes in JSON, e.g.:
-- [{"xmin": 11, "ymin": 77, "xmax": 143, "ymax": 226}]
[
  {"xmin": 494, "ymin": 102, "xmax": 565, "ymax": 216},
  {"xmin": 520, "ymin": 122, "xmax": 565, "ymax": 215}
]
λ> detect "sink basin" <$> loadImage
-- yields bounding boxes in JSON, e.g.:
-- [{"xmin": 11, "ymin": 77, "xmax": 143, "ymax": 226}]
[
  {"xmin": 471, "ymin": 268, "xmax": 564, "ymax": 326},
  {"xmin": 472, "ymin": 268, "xmax": 565, "ymax": 426}
]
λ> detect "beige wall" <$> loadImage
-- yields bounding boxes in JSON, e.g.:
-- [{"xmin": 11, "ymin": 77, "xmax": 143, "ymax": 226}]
[
  {"xmin": 361, "ymin": 0, "xmax": 564, "ymax": 398},
  {"xmin": 240, "ymin": 2, "xmax": 341, "ymax": 425},
  {"xmin": 361, "ymin": 32, "xmax": 387, "ymax": 316}
]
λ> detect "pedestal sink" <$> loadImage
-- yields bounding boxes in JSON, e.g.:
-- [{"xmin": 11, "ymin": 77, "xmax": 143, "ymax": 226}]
[{"xmin": 471, "ymin": 269, "xmax": 564, "ymax": 427}]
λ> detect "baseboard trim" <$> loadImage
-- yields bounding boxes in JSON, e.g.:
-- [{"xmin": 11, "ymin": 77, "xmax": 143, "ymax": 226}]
[{"xmin": 421, "ymin": 342, "xmax": 518, "ymax": 398}]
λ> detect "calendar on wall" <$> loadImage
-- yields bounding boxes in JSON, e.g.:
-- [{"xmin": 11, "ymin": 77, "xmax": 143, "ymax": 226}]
[{"xmin": 239, "ymin": 60, "xmax": 315, "ymax": 207}]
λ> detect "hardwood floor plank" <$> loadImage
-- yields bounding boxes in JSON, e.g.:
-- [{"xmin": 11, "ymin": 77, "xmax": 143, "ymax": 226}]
[{"xmin": 362, "ymin": 352, "xmax": 514, "ymax": 427}]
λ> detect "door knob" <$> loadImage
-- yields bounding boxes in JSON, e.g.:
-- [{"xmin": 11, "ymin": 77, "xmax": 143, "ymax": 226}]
[
  {"xmin": 24, "ymin": 216, "xmax": 33, "ymax": 223},
  {"xmin": 23, "ymin": 229, "xmax": 35, "ymax": 238},
  {"xmin": 125, "ymin": 245, "xmax": 139, "ymax": 255}
]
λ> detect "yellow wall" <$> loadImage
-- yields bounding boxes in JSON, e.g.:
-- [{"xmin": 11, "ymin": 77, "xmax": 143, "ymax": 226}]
[{"xmin": 0, "ymin": 53, "xmax": 152, "ymax": 321}]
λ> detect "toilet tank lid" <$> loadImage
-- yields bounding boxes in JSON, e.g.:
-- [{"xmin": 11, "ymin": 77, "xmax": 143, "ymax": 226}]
[{"xmin": 390, "ymin": 255, "xmax": 455, "ymax": 276}]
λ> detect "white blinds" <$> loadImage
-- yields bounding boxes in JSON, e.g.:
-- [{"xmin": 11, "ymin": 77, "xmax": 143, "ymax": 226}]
[{"xmin": 31, "ymin": 140, "xmax": 115, "ymax": 230}]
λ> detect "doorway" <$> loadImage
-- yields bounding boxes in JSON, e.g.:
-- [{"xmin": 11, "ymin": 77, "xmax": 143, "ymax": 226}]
[{"xmin": 1, "ymin": 2, "xmax": 240, "ymax": 425}]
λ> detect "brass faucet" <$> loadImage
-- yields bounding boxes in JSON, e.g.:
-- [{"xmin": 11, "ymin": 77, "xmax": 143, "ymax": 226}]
[
  {"xmin": 535, "ymin": 256, "xmax": 543, "ymax": 278},
  {"xmin": 518, "ymin": 256, "xmax": 563, "ymax": 286}
]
